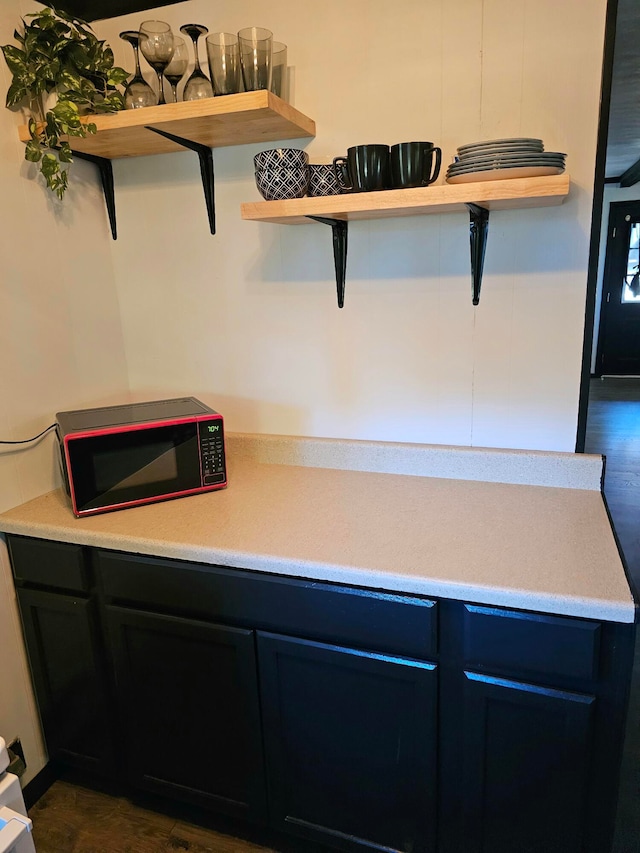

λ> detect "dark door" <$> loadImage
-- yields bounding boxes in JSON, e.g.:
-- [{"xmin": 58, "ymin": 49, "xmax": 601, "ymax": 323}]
[
  {"xmin": 596, "ymin": 200, "xmax": 640, "ymax": 375},
  {"xmin": 257, "ymin": 631, "xmax": 438, "ymax": 853},
  {"xmin": 106, "ymin": 606, "xmax": 267, "ymax": 820},
  {"xmin": 458, "ymin": 670, "xmax": 595, "ymax": 853},
  {"xmin": 17, "ymin": 587, "xmax": 116, "ymax": 778}
]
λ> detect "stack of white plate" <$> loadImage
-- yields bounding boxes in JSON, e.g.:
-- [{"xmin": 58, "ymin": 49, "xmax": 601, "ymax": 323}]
[{"xmin": 445, "ymin": 138, "xmax": 566, "ymax": 184}]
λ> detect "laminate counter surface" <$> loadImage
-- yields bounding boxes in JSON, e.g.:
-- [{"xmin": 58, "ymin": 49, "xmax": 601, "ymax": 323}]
[{"xmin": 0, "ymin": 436, "xmax": 634, "ymax": 622}]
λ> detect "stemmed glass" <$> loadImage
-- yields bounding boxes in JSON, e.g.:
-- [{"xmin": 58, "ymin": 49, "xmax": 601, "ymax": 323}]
[
  {"xmin": 163, "ymin": 36, "xmax": 189, "ymax": 102},
  {"xmin": 119, "ymin": 30, "xmax": 157, "ymax": 108},
  {"xmin": 139, "ymin": 20, "xmax": 174, "ymax": 105},
  {"xmin": 180, "ymin": 24, "xmax": 214, "ymax": 100}
]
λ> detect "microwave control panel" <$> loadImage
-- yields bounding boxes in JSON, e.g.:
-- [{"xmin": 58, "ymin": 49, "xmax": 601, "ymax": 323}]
[{"xmin": 198, "ymin": 418, "xmax": 227, "ymax": 486}]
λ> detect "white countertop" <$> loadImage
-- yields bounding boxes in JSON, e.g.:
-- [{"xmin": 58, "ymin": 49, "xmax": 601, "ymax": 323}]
[{"xmin": 0, "ymin": 434, "xmax": 635, "ymax": 622}]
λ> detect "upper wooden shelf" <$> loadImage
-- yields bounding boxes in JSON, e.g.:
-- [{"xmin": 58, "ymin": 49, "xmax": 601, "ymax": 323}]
[
  {"xmin": 240, "ymin": 174, "xmax": 570, "ymax": 224},
  {"xmin": 17, "ymin": 90, "xmax": 316, "ymax": 159}
]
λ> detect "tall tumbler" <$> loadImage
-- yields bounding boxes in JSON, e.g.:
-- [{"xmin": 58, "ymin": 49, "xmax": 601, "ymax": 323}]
[
  {"xmin": 206, "ymin": 32, "xmax": 241, "ymax": 95},
  {"xmin": 269, "ymin": 41, "xmax": 287, "ymax": 99},
  {"xmin": 238, "ymin": 26, "xmax": 272, "ymax": 91}
]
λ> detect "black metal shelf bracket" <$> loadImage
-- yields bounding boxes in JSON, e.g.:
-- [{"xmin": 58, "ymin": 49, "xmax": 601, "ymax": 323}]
[
  {"xmin": 145, "ymin": 126, "xmax": 216, "ymax": 235},
  {"xmin": 307, "ymin": 216, "xmax": 348, "ymax": 308},
  {"xmin": 467, "ymin": 203, "xmax": 490, "ymax": 305},
  {"xmin": 71, "ymin": 149, "xmax": 117, "ymax": 240}
]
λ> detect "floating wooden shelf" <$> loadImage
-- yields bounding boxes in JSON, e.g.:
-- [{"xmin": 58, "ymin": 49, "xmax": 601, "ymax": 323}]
[
  {"xmin": 240, "ymin": 174, "xmax": 570, "ymax": 224},
  {"xmin": 240, "ymin": 175, "xmax": 570, "ymax": 307},
  {"xmin": 18, "ymin": 90, "xmax": 316, "ymax": 159},
  {"xmin": 17, "ymin": 91, "xmax": 315, "ymax": 240}
]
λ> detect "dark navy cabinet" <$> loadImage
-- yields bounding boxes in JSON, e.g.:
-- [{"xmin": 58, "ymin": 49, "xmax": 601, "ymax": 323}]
[
  {"xmin": 9, "ymin": 538, "xmax": 116, "ymax": 779},
  {"xmin": 6, "ymin": 534, "xmax": 636, "ymax": 853},
  {"xmin": 459, "ymin": 671, "xmax": 595, "ymax": 853},
  {"xmin": 257, "ymin": 632, "xmax": 438, "ymax": 853},
  {"xmin": 105, "ymin": 606, "xmax": 267, "ymax": 820}
]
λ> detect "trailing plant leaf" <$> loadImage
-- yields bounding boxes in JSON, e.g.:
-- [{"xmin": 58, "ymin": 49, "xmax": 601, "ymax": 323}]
[
  {"xmin": 58, "ymin": 141, "xmax": 72, "ymax": 163},
  {"xmin": 5, "ymin": 80, "xmax": 27, "ymax": 108},
  {"xmin": 1, "ymin": 45, "xmax": 27, "ymax": 77},
  {"xmin": 1, "ymin": 4, "xmax": 127, "ymax": 199},
  {"xmin": 24, "ymin": 139, "xmax": 42, "ymax": 162}
]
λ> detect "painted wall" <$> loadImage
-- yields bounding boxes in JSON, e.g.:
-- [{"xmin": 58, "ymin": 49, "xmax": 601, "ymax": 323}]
[
  {"xmin": 591, "ymin": 182, "xmax": 640, "ymax": 373},
  {"xmin": 97, "ymin": 0, "xmax": 606, "ymax": 453},
  {"xmin": 0, "ymin": 0, "xmax": 129, "ymax": 783}
]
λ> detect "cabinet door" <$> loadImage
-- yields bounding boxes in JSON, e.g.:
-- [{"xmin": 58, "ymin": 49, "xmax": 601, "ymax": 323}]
[
  {"xmin": 257, "ymin": 631, "xmax": 438, "ymax": 853},
  {"xmin": 17, "ymin": 587, "xmax": 115, "ymax": 777},
  {"xmin": 459, "ymin": 670, "xmax": 595, "ymax": 853},
  {"xmin": 106, "ymin": 606, "xmax": 266, "ymax": 821}
]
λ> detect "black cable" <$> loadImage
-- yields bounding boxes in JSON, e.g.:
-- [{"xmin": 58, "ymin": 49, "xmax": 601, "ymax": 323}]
[{"xmin": 0, "ymin": 423, "xmax": 57, "ymax": 445}]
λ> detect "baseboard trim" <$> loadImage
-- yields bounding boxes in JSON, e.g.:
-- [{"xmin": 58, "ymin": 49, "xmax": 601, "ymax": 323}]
[{"xmin": 23, "ymin": 762, "xmax": 58, "ymax": 810}]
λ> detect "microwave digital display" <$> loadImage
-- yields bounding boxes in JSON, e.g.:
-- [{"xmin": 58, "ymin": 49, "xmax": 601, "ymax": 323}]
[{"xmin": 56, "ymin": 397, "xmax": 226, "ymax": 517}]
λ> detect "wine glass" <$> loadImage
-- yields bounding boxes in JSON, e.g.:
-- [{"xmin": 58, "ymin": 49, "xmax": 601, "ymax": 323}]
[
  {"xmin": 120, "ymin": 30, "xmax": 157, "ymax": 108},
  {"xmin": 180, "ymin": 24, "xmax": 214, "ymax": 100},
  {"xmin": 139, "ymin": 20, "xmax": 174, "ymax": 105},
  {"xmin": 163, "ymin": 36, "xmax": 189, "ymax": 102}
]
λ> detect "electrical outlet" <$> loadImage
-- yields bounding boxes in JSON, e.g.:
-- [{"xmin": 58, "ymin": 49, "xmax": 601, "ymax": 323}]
[{"xmin": 7, "ymin": 738, "xmax": 26, "ymax": 777}]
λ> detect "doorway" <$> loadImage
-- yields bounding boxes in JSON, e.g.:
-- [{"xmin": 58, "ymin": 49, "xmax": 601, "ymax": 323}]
[{"xmin": 595, "ymin": 200, "xmax": 640, "ymax": 376}]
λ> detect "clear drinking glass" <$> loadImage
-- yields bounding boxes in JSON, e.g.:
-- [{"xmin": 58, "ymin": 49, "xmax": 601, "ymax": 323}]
[
  {"xmin": 164, "ymin": 36, "xmax": 189, "ymax": 102},
  {"xmin": 120, "ymin": 30, "xmax": 158, "ymax": 108},
  {"xmin": 238, "ymin": 27, "xmax": 272, "ymax": 91},
  {"xmin": 269, "ymin": 41, "xmax": 287, "ymax": 99},
  {"xmin": 180, "ymin": 24, "xmax": 214, "ymax": 100},
  {"xmin": 139, "ymin": 20, "xmax": 174, "ymax": 106},
  {"xmin": 206, "ymin": 32, "xmax": 241, "ymax": 96}
]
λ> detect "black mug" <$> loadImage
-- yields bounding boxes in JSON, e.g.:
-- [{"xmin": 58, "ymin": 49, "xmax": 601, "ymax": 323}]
[
  {"xmin": 333, "ymin": 145, "xmax": 390, "ymax": 192},
  {"xmin": 389, "ymin": 141, "xmax": 442, "ymax": 188}
]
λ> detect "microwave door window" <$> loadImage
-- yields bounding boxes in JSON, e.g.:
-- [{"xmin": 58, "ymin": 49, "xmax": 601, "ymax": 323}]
[
  {"xmin": 94, "ymin": 442, "xmax": 179, "ymax": 492},
  {"xmin": 69, "ymin": 423, "xmax": 200, "ymax": 513}
]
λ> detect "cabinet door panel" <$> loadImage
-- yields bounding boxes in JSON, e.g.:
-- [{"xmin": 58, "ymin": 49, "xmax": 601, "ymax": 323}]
[
  {"xmin": 461, "ymin": 670, "xmax": 595, "ymax": 853},
  {"xmin": 17, "ymin": 587, "xmax": 114, "ymax": 777},
  {"xmin": 106, "ymin": 606, "xmax": 266, "ymax": 821},
  {"xmin": 258, "ymin": 632, "xmax": 437, "ymax": 853}
]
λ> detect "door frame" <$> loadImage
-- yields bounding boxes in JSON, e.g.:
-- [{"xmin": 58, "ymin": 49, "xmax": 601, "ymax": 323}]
[{"xmin": 575, "ymin": 0, "xmax": 619, "ymax": 451}]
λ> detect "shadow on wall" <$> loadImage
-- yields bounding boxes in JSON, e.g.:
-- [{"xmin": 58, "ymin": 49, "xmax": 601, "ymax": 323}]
[{"xmin": 243, "ymin": 200, "xmax": 587, "ymax": 293}]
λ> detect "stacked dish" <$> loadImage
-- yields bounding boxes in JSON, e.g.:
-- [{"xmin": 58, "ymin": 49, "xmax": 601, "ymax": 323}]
[
  {"xmin": 445, "ymin": 138, "xmax": 566, "ymax": 184},
  {"xmin": 254, "ymin": 148, "xmax": 309, "ymax": 200}
]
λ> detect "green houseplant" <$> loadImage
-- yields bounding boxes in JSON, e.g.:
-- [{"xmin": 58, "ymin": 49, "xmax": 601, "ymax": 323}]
[{"xmin": 1, "ymin": 5, "xmax": 128, "ymax": 198}]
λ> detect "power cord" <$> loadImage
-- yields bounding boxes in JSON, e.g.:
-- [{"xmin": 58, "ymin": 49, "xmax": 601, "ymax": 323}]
[{"xmin": 0, "ymin": 423, "xmax": 57, "ymax": 444}]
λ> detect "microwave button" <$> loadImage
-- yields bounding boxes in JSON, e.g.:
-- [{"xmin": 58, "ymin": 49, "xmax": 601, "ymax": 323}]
[{"xmin": 204, "ymin": 473, "xmax": 225, "ymax": 485}]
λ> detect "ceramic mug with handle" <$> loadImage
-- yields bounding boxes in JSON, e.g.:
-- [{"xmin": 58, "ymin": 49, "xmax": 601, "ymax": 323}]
[
  {"xmin": 389, "ymin": 141, "xmax": 442, "ymax": 188},
  {"xmin": 333, "ymin": 145, "xmax": 390, "ymax": 192}
]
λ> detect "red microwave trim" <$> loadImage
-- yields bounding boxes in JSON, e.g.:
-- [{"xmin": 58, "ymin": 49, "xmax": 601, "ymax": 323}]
[
  {"xmin": 63, "ymin": 413, "xmax": 225, "ymax": 518},
  {"xmin": 73, "ymin": 481, "xmax": 227, "ymax": 517}
]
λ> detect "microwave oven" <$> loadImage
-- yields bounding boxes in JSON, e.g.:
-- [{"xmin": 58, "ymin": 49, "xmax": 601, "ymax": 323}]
[{"xmin": 56, "ymin": 397, "xmax": 227, "ymax": 517}]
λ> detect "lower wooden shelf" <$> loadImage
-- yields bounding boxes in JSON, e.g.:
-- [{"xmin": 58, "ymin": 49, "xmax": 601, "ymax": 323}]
[
  {"xmin": 240, "ymin": 174, "xmax": 571, "ymax": 307},
  {"xmin": 240, "ymin": 174, "xmax": 570, "ymax": 224}
]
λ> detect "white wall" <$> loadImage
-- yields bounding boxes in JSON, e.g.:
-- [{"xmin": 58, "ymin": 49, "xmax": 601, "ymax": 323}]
[
  {"xmin": 97, "ymin": 0, "xmax": 606, "ymax": 453},
  {"xmin": 591, "ymin": 182, "xmax": 640, "ymax": 373},
  {"xmin": 0, "ymin": 0, "xmax": 129, "ymax": 783}
]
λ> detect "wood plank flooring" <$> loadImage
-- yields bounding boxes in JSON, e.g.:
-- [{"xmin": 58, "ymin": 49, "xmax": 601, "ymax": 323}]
[
  {"xmin": 25, "ymin": 378, "xmax": 640, "ymax": 852},
  {"xmin": 585, "ymin": 377, "xmax": 640, "ymax": 853},
  {"xmin": 29, "ymin": 780, "xmax": 278, "ymax": 853}
]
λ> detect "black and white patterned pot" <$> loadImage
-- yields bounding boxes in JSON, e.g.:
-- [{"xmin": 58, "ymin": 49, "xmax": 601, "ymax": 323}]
[
  {"xmin": 255, "ymin": 168, "xmax": 310, "ymax": 200},
  {"xmin": 254, "ymin": 148, "xmax": 309, "ymax": 170}
]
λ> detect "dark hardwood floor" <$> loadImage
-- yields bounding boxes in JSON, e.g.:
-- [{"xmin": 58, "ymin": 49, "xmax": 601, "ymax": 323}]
[
  {"xmin": 28, "ymin": 780, "xmax": 277, "ymax": 853},
  {"xmin": 585, "ymin": 377, "xmax": 640, "ymax": 592},
  {"xmin": 24, "ymin": 380, "xmax": 640, "ymax": 852},
  {"xmin": 585, "ymin": 377, "xmax": 640, "ymax": 853}
]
